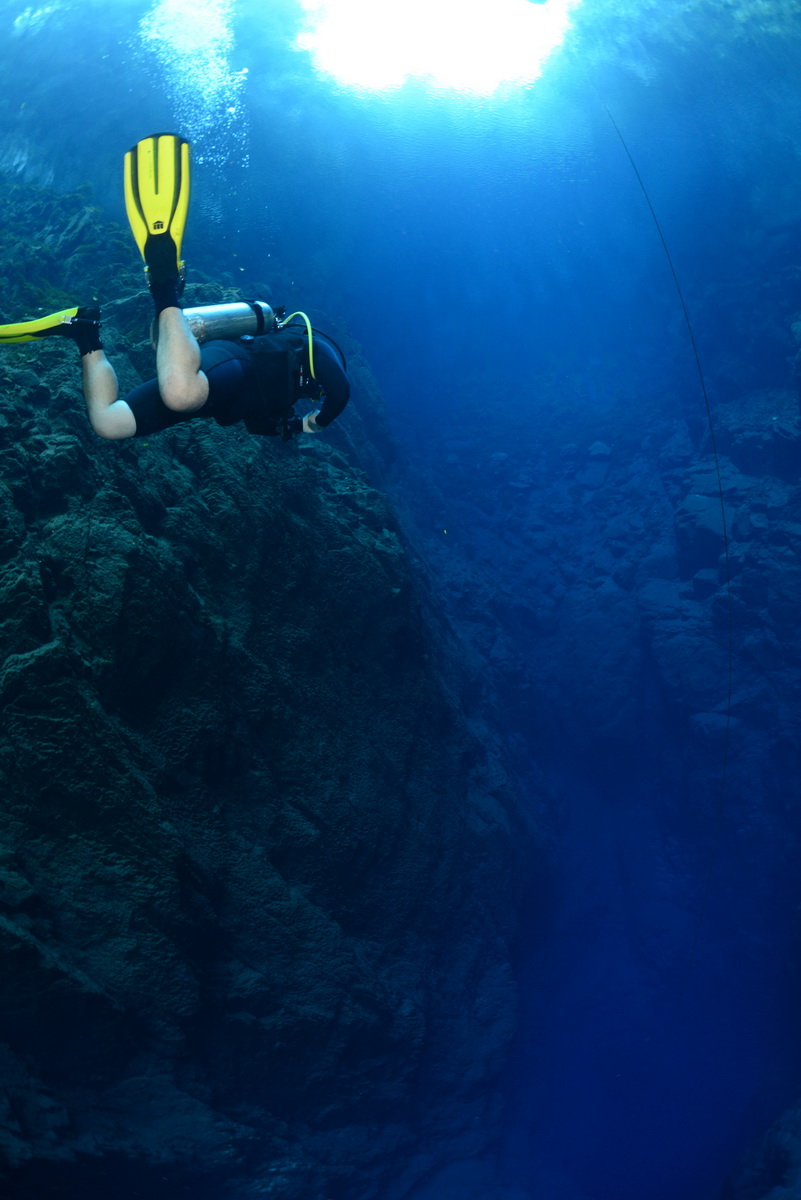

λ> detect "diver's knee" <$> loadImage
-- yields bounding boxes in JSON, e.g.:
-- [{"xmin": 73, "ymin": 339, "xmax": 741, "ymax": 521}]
[
  {"xmin": 160, "ymin": 373, "xmax": 209, "ymax": 412},
  {"xmin": 88, "ymin": 399, "xmax": 137, "ymax": 440},
  {"xmin": 90, "ymin": 416, "xmax": 131, "ymax": 441}
]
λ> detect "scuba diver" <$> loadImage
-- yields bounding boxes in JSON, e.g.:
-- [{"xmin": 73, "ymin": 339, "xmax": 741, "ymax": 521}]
[{"xmin": 0, "ymin": 133, "xmax": 350, "ymax": 442}]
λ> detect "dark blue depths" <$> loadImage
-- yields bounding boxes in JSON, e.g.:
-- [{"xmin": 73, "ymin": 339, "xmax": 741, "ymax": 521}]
[
  {"xmin": 397, "ymin": 401, "xmax": 801, "ymax": 1200},
  {"xmin": 291, "ymin": 31, "xmax": 801, "ymax": 1200},
  {"xmin": 4, "ymin": 2, "xmax": 801, "ymax": 1198}
]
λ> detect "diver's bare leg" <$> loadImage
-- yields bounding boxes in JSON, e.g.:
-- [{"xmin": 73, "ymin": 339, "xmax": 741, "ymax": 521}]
[
  {"xmin": 155, "ymin": 307, "xmax": 209, "ymax": 412},
  {"xmin": 82, "ymin": 350, "xmax": 137, "ymax": 440}
]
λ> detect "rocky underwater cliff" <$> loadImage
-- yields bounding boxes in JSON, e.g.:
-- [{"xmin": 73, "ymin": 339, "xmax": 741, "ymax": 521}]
[
  {"xmin": 394, "ymin": 323, "xmax": 801, "ymax": 1197},
  {"xmin": 0, "ymin": 178, "xmax": 535, "ymax": 1200}
]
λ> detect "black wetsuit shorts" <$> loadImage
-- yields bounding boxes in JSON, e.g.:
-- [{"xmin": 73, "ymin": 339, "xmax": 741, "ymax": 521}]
[
  {"xmin": 124, "ymin": 341, "xmax": 262, "ymax": 438},
  {"xmin": 124, "ymin": 332, "xmax": 350, "ymax": 438}
]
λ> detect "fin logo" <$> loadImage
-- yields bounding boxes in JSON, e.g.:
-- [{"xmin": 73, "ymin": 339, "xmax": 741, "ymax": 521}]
[{"xmin": 294, "ymin": 0, "xmax": 581, "ymax": 95}]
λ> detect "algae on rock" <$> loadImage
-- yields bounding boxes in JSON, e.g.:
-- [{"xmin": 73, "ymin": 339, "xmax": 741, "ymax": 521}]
[{"xmin": 0, "ymin": 181, "xmax": 532, "ymax": 1200}]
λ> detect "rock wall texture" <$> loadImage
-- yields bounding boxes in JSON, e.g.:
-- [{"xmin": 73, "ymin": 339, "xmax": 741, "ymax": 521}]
[
  {"xmin": 0, "ymin": 182, "xmax": 535, "ymax": 1200},
  {"xmin": 401, "ymin": 384, "xmax": 801, "ymax": 804},
  {"xmin": 390, "ymin": 375, "xmax": 801, "ymax": 1198},
  {"xmin": 721, "ymin": 1100, "xmax": 801, "ymax": 1200}
]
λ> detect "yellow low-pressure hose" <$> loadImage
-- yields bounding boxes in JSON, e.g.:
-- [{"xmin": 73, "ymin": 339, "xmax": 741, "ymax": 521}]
[{"xmin": 280, "ymin": 311, "xmax": 316, "ymax": 379}]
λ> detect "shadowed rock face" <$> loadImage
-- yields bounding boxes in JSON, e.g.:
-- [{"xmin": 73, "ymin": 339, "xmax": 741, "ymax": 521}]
[
  {"xmin": 386, "ymin": 378, "xmax": 801, "ymax": 1196},
  {"xmin": 401, "ymin": 396, "xmax": 801, "ymax": 795},
  {"xmin": 0, "ymin": 194, "xmax": 533, "ymax": 1200},
  {"xmin": 720, "ymin": 1102, "xmax": 801, "ymax": 1200}
]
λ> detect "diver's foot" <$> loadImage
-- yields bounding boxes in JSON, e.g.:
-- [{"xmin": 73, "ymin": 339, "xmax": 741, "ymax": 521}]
[
  {"xmin": 0, "ymin": 305, "xmax": 101, "ymax": 348},
  {"xmin": 73, "ymin": 306, "xmax": 103, "ymax": 355},
  {"xmin": 149, "ymin": 276, "xmax": 186, "ymax": 318},
  {"xmin": 146, "ymin": 234, "xmax": 186, "ymax": 316},
  {"xmin": 145, "ymin": 231, "xmax": 186, "ymax": 287},
  {"xmin": 144, "ymin": 229, "xmax": 180, "ymax": 283},
  {"xmin": 43, "ymin": 306, "xmax": 103, "ymax": 356}
]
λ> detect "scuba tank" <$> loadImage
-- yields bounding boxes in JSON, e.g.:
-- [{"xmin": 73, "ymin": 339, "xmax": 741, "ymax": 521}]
[
  {"xmin": 181, "ymin": 300, "xmax": 277, "ymax": 343},
  {"xmin": 151, "ymin": 301, "xmax": 348, "ymax": 394}
]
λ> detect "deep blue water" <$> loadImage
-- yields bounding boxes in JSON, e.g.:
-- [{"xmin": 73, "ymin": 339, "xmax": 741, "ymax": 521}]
[{"xmin": 4, "ymin": 1, "xmax": 801, "ymax": 1196}]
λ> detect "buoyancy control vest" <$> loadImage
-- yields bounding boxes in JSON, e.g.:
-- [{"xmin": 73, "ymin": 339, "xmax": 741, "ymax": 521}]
[
  {"xmin": 238, "ymin": 327, "xmax": 312, "ymax": 436},
  {"xmin": 184, "ymin": 304, "xmax": 348, "ymax": 437}
]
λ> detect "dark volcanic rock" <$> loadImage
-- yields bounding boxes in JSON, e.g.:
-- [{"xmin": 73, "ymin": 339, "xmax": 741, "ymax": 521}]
[
  {"xmin": 715, "ymin": 388, "xmax": 801, "ymax": 481},
  {"xmin": 398, "ymin": 405, "xmax": 801, "ymax": 787},
  {"xmin": 389, "ymin": 390, "xmax": 801, "ymax": 1199},
  {"xmin": 720, "ymin": 1101, "xmax": 801, "ymax": 1200},
  {"xmin": 0, "ymin": 209, "xmax": 532, "ymax": 1199}
]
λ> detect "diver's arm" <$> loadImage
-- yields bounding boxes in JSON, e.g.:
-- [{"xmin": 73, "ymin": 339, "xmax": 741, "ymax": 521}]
[{"xmin": 311, "ymin": 351, "xmax": 350, "ymax": 428}]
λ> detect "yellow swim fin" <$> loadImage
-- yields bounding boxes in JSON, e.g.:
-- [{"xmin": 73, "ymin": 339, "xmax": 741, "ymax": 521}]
[
  {"xmin": 123, "ymin": 133, "xmax": 191, "ymax": 285},
  {"xmin": 0, "ymin": 306, "xmax": 82, "ymax": 344}
]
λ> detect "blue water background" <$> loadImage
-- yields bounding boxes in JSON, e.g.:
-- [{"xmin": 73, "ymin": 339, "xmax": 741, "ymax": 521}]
[
  {"xmin": 4, "ymin": 1, "xmax": 801, "ymax": 1196},
  {"xmin": 232, "ymin": 19, "xmax": 801, "ymax": 1197}
]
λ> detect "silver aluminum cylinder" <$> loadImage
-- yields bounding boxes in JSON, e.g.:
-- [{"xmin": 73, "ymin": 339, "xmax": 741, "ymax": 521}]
[{"xmin": 181, "ymin": 300, "xmax": 275, "ymax": 344}]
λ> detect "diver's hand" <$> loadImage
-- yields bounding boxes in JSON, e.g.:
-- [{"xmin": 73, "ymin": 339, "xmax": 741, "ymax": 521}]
[{"xmin": 303, "ymin": 411, "xmax": 322, "ymax": 434}]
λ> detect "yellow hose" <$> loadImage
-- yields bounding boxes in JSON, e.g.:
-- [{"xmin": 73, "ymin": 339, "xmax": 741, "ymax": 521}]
[{"xmin": 280, "ymin": 311, "xmax": 316, "ymax": 379}]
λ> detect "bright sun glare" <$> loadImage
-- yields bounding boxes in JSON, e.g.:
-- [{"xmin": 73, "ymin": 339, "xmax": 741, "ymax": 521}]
[{"xmin": 295, "ymin": 0, "xmax": 581, "ymax": 96}]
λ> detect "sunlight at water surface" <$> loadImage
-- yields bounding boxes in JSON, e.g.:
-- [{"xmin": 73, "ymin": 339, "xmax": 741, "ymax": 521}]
[{"xmin": 294, "ymin": 0, "xmax": 582, "ymax": 95}]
